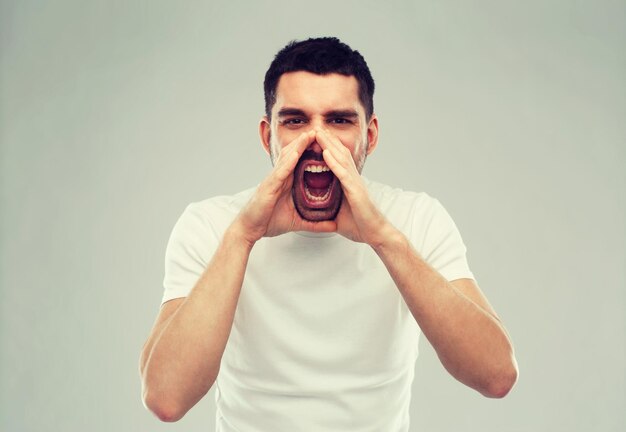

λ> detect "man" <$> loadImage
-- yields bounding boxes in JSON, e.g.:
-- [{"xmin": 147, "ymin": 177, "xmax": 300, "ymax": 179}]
[{"xmin": 139, "ymin": 37, "xmax": 518, "ymax": 431}]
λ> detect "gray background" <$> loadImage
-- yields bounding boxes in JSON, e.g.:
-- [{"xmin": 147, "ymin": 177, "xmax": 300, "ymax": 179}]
[{"xmin": 1, "ymin": 0, "xmax": 624, "ymax": 431}]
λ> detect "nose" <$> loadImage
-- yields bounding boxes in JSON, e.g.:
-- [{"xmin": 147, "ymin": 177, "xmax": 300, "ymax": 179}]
[
  {"xmin": 304, "ymin": 122, "xmax": 324, "ymax": 154},
  {"xmin": 307, "ymin": 139, "xmax": 323, "ymax": 154}
]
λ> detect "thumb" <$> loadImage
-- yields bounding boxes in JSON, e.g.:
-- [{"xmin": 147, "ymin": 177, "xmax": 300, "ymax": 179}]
[{"xmin": 294, "ymin": 219, "xmax": 337, "ymax": 233}]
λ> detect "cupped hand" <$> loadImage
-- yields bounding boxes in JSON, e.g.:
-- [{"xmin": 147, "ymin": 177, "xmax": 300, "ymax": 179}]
[
  {"xmin": 233, "ymin": 130, "xmax": 337, "ymax": 245},
  {"xmin": 316, "ymin": 128, "xmax": 393, "ymax": 246}
]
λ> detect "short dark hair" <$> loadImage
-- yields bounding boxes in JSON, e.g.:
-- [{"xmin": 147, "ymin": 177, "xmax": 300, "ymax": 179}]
[{"xmin": 264, "ymin": 37, "xmax": 375, "ymax": 120}]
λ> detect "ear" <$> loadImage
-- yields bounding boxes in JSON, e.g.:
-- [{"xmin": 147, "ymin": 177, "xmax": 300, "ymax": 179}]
[
  {"xmin": 366, "ymin": 114, "xmax": 379, "ymax": 155},
  {"xmin": 259, "ymin": 116, "xmax": 272, "ymax": 155}
]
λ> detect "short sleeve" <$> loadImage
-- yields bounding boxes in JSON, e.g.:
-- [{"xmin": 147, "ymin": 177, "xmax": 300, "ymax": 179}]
[
  {"xmin": 417, "ymin": 199, "xmax": 474, "ymax": 282},
  {"xmin": 161, "ymin": 203, "xmax": 221, "ymax": 304}
]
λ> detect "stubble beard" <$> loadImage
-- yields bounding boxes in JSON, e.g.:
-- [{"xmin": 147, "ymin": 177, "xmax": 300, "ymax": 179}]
[{"xmin": 269, "ymin": 134, "xmax": 368, "ymax": 223}]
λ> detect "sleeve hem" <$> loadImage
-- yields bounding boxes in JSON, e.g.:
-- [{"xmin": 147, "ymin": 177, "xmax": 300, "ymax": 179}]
[
  {"xmin": 161, "ymin": 290, "xmax": 190, "ymax": 305},
  {"xmin": 440, "ymin": 269, "xmax": 475, "ymax": 282}
]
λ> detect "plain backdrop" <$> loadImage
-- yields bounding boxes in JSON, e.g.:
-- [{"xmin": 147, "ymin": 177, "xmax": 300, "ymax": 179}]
[{"xmin": 1, "ymin": 1, "xmax": 624, "ymax": 431}]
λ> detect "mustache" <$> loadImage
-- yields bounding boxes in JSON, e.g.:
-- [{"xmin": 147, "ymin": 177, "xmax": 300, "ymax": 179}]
[{"xmin": 298, "ymin": 150, "xmax": 324, "ymax": 162}]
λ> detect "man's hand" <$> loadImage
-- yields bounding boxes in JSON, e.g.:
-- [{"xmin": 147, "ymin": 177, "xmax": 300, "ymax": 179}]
[
  {"xmin": 233, "ymin": 130, "xmax": 337, "ymax": 245},
  {"xmin": 316, "ymin": 128, "xmax": 395, "ymax": 246}
]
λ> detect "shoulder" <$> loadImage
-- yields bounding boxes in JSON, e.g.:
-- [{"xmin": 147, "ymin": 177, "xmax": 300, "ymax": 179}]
[
  {"xmin": 365, "ymin": 178, "xmax": 440, "ymax": 217},
  {"xmin": 173, "ymin": 186, "xmax": 256, "ymax": 237},
  {"xmin": 186, "ymin": 186, "xmax": 254, "ymax": 215},
  {"xmin": 364, "ymin": 178, "xmax": 457, "ymax": 244},
  {"xmin": 184, "ymin": 186, "xmax": 255, "ymax": 220}
]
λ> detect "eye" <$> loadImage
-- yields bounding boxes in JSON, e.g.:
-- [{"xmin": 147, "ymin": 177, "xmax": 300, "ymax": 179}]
[
  {"xmin": 328, "ymin": 118, "xmax": 353, "ymax": 125},
  {"xmin": 281, "ymin": 118, "xmax": 307, "ymax": 128}
]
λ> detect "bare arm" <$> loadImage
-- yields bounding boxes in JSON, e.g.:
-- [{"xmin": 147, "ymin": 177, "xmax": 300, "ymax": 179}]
[
  {"xmin": 372, "ymin": 226, "xmax": 518, "ymax": 398},
  {"xmin": 139, "ymin": 226, "xmax": 252, "ymax": 421},
  {"xmin": 139, "ymin": 131, "xmax": 335, "ymax": 422},
  {"xmin": 318, "ymin": 127, "xmax": 518, "ymax": 397}
]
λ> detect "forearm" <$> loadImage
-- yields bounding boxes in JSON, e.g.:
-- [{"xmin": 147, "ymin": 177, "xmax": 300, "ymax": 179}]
[
  {"xmin": 372, "ymin": 225, "xmax": 517, "ymax": 397},
  {"xmin": 141, "ymin": 224, "xmax": 253, "ymax": 419}
]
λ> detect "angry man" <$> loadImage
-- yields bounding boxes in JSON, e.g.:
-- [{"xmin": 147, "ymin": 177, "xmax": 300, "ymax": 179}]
[{"xmin": 140, "ymin": 37, "xmax": 518, "ymax": 431}]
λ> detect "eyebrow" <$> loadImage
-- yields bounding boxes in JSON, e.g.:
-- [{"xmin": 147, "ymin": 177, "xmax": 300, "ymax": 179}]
[
  {"xmin": 325, "ymin": 109, "xmax": 359, "ymax": 119},
  {"xmin": 277, "ymin": 108, "xmax": 307, "ymax": 118},
  {"xmin": 277, "ymin": 107, "xmax": 359, "ymax": 119}
]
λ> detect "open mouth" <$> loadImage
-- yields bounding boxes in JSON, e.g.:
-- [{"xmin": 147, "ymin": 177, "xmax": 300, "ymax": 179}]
[
  {"xmin": 302, "ymin": 164, "xmax": 336, "ymax": 206},
  {"xmin": 292, "ymin": 151, "xmax": 342, "ymax": 221}
]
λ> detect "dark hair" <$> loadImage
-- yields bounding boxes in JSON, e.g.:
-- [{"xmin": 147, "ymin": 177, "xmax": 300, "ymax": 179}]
[{"xmin": 264, "ymin": 37, "xmax": 375, "ymax": 120}]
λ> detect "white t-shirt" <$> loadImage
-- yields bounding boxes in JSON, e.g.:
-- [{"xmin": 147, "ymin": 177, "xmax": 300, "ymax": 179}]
[{"xmin": 162, "ymin": 179, "xmax": 474, "ymax": 432}]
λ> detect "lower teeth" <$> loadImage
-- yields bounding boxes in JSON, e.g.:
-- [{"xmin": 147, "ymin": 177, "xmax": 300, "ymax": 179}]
[{"xmin": 305, "ymin": 186, "xmax": 331, "ymax": 202}]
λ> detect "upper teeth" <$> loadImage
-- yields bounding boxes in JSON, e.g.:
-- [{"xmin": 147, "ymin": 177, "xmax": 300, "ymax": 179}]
[{"xmin": 305, "ymin": 165, "xmax": 330, "ymax": 173}]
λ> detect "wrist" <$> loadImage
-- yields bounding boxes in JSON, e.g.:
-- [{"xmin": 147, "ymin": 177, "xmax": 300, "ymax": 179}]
[
  {"xmin": 369, "ymin": 223, "xmax": 408, "ymax": 255},
  {"xmin": 225, "ymin": 220, "xmax": 258, "ymax": 252}
]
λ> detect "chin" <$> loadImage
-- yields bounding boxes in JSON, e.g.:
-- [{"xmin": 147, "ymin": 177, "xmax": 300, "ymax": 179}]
[{"xmin": 292, "ymin": 187, "xmax": 343, "ymax": 221}]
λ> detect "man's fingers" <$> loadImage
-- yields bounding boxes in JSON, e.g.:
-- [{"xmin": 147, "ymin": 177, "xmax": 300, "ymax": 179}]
[
  {"xmin": 322, "ymin": 148, "xmax": 348, "ymax": 181},
  {"xmin": 290, "ymin": 129, "xmax": 317, "ymax": 156},
  {"xmin": 296, "ymin": 219, "xmax": 337, "ymax": 233},
  {"xmin": 280, "ymin": 130, "xmax": 316, "ymax": 164},
  {"xmin": 273, "ymin": 130, "xmax": 316, "ymax": 180},
  {"xmin": 316, "ymin": 129, "xmax": 357, "ymax": 177},
  {"xmin": 259, "ymin": 130, "xmax": 315, "ymax": 198},
  {"xmin": 316, "ymin": 129, "xmax": 361, "ymax": 194},
  {"xmin": 316, "ymin": 128, "xmax": 351, "ymax": 159}
]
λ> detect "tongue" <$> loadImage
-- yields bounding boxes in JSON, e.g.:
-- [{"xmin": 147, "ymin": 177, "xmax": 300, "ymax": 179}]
[{"xmin": 304, "ymin": 171, "xmax": 333, "ymax": 189}]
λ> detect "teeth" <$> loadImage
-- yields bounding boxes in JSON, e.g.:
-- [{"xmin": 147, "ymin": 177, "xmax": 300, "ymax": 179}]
[
  {"xmin": 305, "ymin": 185, "xmax": 332, "ymax": 202},
  {"xmin": 304, "ymin": 165, "xmax": 330, "ymax": 173}
]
